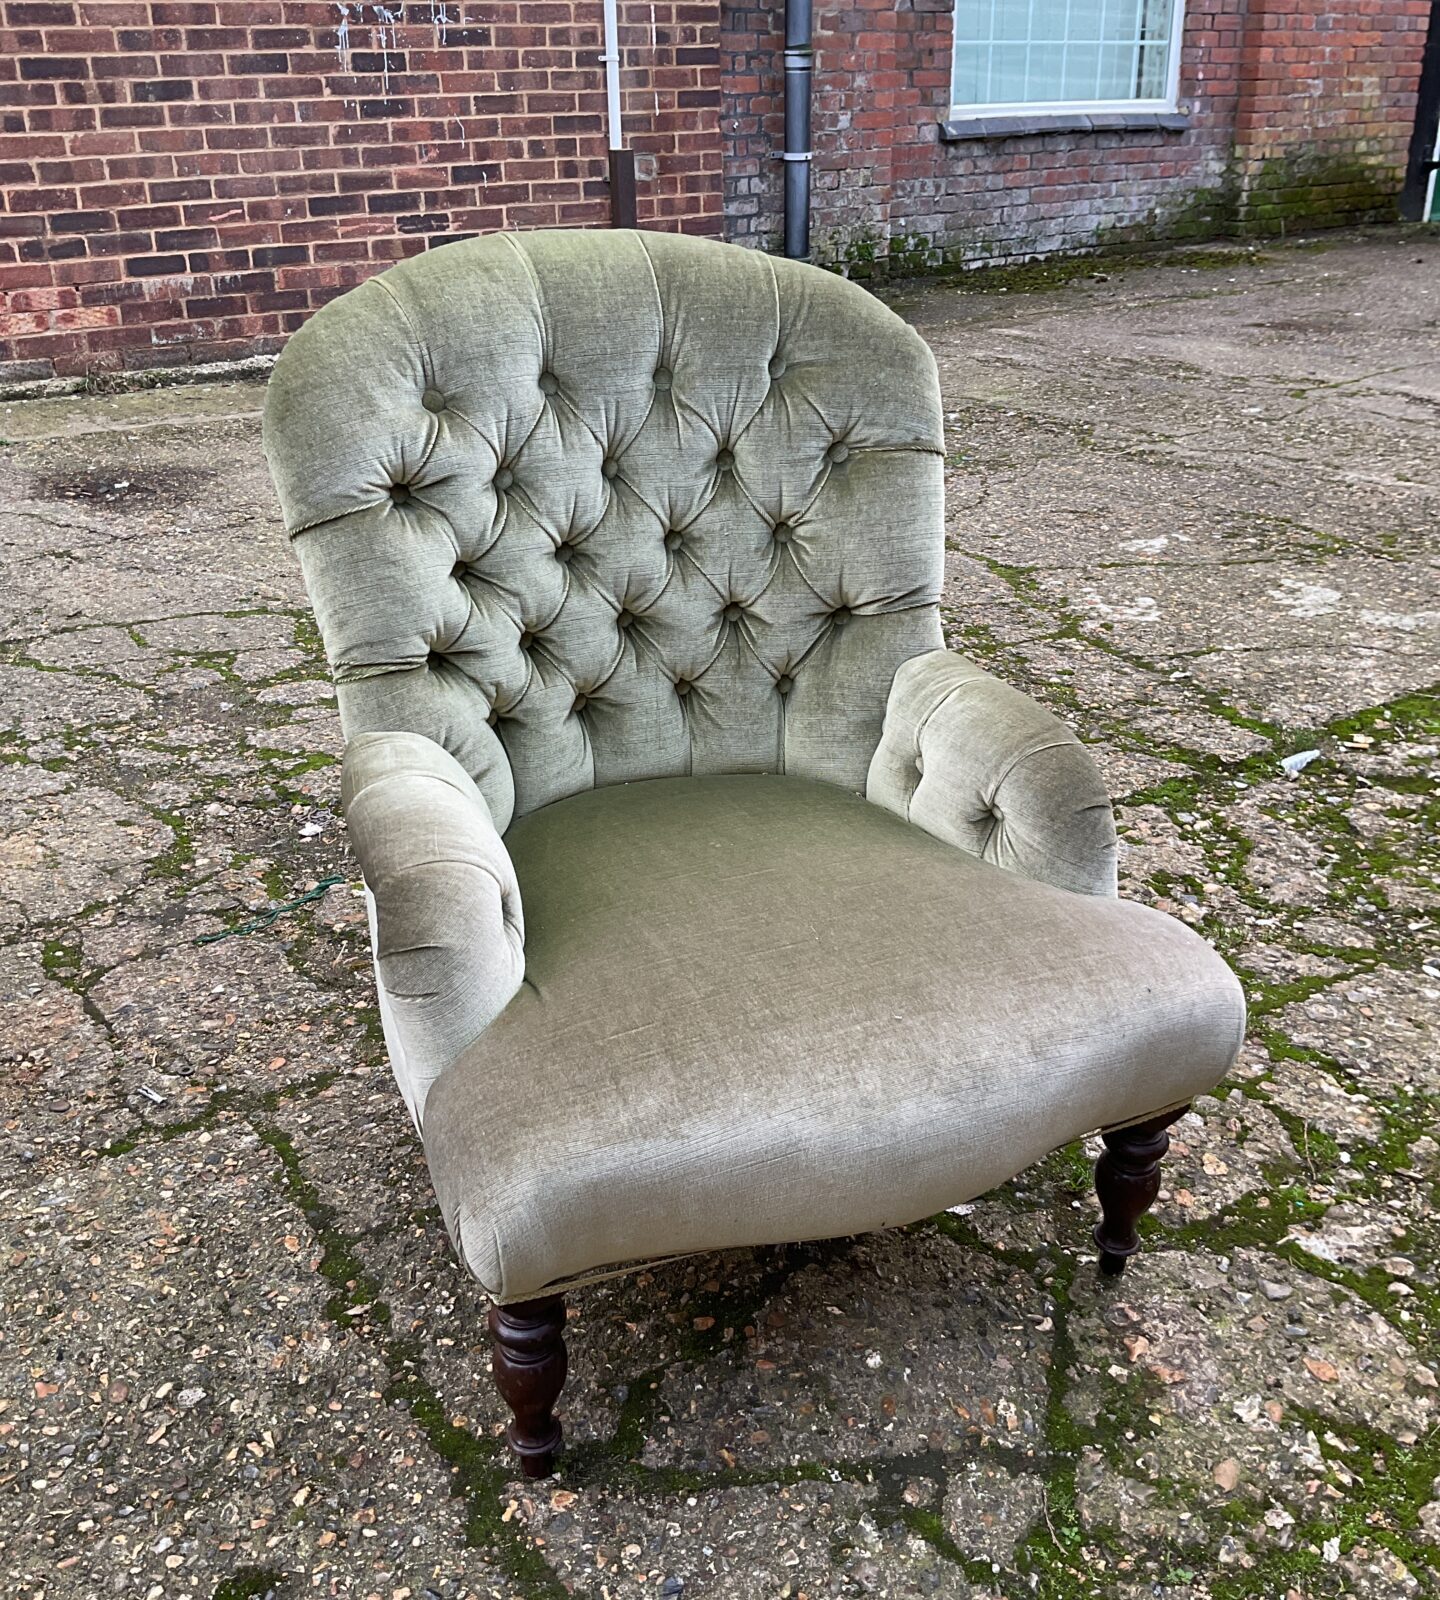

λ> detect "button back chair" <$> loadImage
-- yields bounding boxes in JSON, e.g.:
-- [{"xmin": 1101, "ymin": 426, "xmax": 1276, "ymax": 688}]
[{"xmin": 262, "ymin": 228, "xmax": 1245, "ymax": 1478}]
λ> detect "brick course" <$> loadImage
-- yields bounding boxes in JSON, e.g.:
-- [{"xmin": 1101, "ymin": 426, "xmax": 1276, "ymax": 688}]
[{"xmin": 0, "ymin": 1, "xmax": 723, "ymax": 379}]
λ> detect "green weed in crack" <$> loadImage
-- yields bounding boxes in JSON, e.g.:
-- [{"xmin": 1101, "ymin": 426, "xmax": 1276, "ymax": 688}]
[{"xmin": 249, "ymin": 1118, "xmax": 569, "ymax": 1595}]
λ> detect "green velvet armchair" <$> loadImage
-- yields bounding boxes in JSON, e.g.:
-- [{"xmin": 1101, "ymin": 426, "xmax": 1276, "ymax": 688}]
[{"xmin": 262, "ymin": 228, "xmax": 1245, "ymax": 1478}]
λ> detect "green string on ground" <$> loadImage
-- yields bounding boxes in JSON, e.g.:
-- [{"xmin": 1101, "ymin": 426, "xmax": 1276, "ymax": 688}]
[{"xmin": 194, "ymin": 875, "xmax": 348, "ymax": 946}]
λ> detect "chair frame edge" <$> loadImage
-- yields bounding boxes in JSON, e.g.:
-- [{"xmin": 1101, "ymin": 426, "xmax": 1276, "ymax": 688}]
[{"xmin": 483, "ymin": 1102, "xmax": 1194, "ymax": 1475}]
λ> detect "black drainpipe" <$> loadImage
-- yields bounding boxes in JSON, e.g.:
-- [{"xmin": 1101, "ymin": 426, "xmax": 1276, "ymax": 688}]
[
  {"xmin": 783, "ymin": 0, "xmax": 813, "ymax": 259},
  {"xmin": 1400, "ymin": 0, "xmax": 1440, "ymax": 220}
]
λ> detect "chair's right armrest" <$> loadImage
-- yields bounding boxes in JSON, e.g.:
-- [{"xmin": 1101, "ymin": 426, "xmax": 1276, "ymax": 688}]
[
  {"xmin": 343, "ymin": 730, "xmax": 525, "ymax": 1128},
  {"xmin": 867, "ymin": 650, "xmax": 1118, "ymax": 897}
]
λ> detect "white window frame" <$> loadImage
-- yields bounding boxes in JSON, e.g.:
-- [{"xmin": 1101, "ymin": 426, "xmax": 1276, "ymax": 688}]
[{"xmin": 948, "ymin": 0, "xmax": 1187, "ymax": 120}]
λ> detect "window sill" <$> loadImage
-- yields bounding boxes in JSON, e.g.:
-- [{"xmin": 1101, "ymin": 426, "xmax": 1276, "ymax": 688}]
[{"xmin": 939, "ymin": 110, "xmax": 1190, "ymax": 142}]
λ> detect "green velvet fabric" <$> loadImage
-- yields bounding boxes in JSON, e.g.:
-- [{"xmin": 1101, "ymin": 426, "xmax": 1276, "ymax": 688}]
[
  {"xmin": 868, "ymin": 651, "xmax": 1119, "ymax": 897},
  {"xmin": 424, "ymin": 774, "xmax": 1244, "ymax": 1303},
  {"xmin": 341, "ymin": 730, "xmax": 524, "ymax": 1126},
  {"xmin": 263, "ymin": 228, "xmax": 946, "ymax": 830}
]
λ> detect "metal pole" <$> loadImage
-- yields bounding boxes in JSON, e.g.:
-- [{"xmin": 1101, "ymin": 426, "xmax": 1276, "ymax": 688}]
[
  {"xmin": 601, "ymin": 0, "xmax": 623, "ymax": 150},
  {"xmin": 601, "ymin": 0, "xmax": 637, "ymax": 227},
  {"xmin": 782, "ymin": 0, "xmax": 813, "ymax": 259}
]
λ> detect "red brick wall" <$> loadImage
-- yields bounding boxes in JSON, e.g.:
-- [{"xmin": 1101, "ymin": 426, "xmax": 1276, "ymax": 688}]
[
  {"xmin": 1234, "ymin": 0, "xmax": 1431, "ymax": 229},
  {"xmin": 0, "ymin": 1, "xmax": 723, "ymax": 381},
  {"xmin": 720, "ymin": 0, "xmax": 1428, "ymax": 266}
]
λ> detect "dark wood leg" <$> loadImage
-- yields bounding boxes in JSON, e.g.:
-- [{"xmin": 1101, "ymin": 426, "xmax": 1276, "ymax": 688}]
[
  {"xmin": 1093, "ymin": 1106, "xmax": 1189, "ymax": 1277},
  {"xmin": 488, "ymin": 1293, "xmax": 567, "ymax": 1478}
]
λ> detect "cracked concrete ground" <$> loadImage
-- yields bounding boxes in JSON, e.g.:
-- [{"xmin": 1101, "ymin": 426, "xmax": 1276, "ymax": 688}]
[{"xmin": 1, "ymin": 227, "xmax": 1436, "ymax": 1600}]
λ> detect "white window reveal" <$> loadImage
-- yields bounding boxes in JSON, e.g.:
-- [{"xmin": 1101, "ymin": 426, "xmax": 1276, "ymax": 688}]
[{"xmin": 951, "ymin": 0, "xmax": 1185, "ymax": 117}]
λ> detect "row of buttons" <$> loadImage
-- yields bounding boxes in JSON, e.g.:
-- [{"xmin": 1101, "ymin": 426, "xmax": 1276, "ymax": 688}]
[
  {"xmin": 444, "ymin": 601, "xmax": 853, "ymax": 647},
  {"xmin": 401, "ymin": 376, "xmax": 847, "ymax": 505},
  {"xmin": 446, "ymin": 519, "xmax": 800, "ymax": 577},
  {"xmin": 430, "ymin": 602, "xmax": 854, "ymax": 672},
  {"xmin": 534, "ymin": 361, "xmax": 791, "ymax": 395},
  {"xmin": 419, "ymin": 354, "xmax": 791, "ymax": 419},
  {"xmin": 470, "ymin": 671, "xmax": 804, "ymax": 719},
  {"xmin": 391, "ymin": 450, "xmax": 846, "ymax": 505}
]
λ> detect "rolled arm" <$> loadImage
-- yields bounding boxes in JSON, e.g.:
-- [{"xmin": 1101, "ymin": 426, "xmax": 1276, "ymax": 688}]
[
  {"xmin": 867, "ymin": 650, "xmax": 1117, "ymax": 897},
  {"xmin": 342, "ymin": 730, "xmax": 525, "ymax": 1127}
]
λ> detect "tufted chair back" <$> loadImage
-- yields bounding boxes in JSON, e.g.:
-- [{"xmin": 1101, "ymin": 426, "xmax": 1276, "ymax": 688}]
[{"xmin": 263, "ymin": 229, "xmax": 946, "ymax": 831}]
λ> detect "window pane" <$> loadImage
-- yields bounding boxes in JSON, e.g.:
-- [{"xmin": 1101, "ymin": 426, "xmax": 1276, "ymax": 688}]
[
  {"xmin": 951, "ymin": 0, "xmax": 1178, "ymax": 109},
  {"xmin": 1061, "ymin": 41, "xmax": 1101, "ymax": 100},
  {"xmin": 1101, "ymin": 0, "xmax": 1137, "ymax": 43},
  {"xmin": 952, "ymin": 0, "xmax": 984, "ymax": 35},
  {"xmin": 1097, "ymin": 42, "xmax": 1135, "ymax": 97},
  {"xmin": 1069, "ymin": 0, "xmax": 1105, "ymax": 37},
  {"xmin": 1136, "ymin": 39, "xmax": 1171, "ymax": 96},
  {"xmin": 991, "ymin": 42, "xmax": 1030, "ymax": 100},
  {"xmin": 996, "ymin": 0, "xmax": 1038, "ymax": 38},
  {"xmin": 1028, "ymin": 41, "xmax": 1066, "ymax": 93},
  {"xmin": 1140, "ymin": 0, "xmax": 1175, "ymax": 38}
]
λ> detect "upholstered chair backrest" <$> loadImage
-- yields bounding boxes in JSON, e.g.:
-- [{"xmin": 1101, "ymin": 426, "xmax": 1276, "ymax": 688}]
[{"xmin": 264, "ymin": 229, "xmax": 946, "ymax": 831}]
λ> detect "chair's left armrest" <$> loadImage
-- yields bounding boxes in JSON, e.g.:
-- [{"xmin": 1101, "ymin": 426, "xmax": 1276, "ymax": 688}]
[
  {"xmin": 867, "ymin": 649, "xmax": 1118, "ymax": 896},
  {"xmin": 343, "ymin": 730, "xmax": 525, "ymax": 1127}
]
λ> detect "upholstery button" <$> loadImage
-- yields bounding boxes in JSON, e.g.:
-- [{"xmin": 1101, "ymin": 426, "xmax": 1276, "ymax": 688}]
[
  {"xmin": 487, "ymin": 707, "xmax": 500, "ymax": 727},
  {"xmin": 776, "ymin": 673, "xmax": 794, "ymax": 695},
  {"xmin": 616, "ymin": 608, "xmax": 634, "ymax": 629},
  {"xmin": 723, "ymin": 602, "xmax": 743, "ymax": 623},
  {"xmin": 572, "ymin": 692, "xmax": 589, "ymax": 713},
  {"xmin": 389, "ymin": 482, "xmax": 412, "ymax": 505},
  {"xmin": 427, "ymin": 649, "xmax": 443, "ymax": 668},
  {"xmin": 519, "ymin": 630, "xmax": 536, "ymax": 651},
  {"xmin": 768, "ymin": 355, "xmax": 786, "ymax": 380},
  {"xmin": 538, "ymin": 371, "xmax": 559, "ymax": 395},
  {"xmin": 421, "ymin": 388, "xmax": 446, "ymax": 413},
  {"xmin": 831, "ymin": 605, "xmax": 851, "ymax": 626},
  {"xmin": 602, "ymin": 457, "xmax": 619, "ymax": 479},
  {"xmin": 495, "ymin": 467, "xmax": 514, "ymax": 491},
  {"xmin": 554, "ymin": 542, "xmax": 573, "ymax": 564},
  {"xmin": 674, "ymin": 678, "xmax": 692, "ymax": 697},
  {"xmin": 772, "ymin": 521, "xmax": 793, "ymax": 544},
  {"xmin": 652, "ymin": 366, "xmax": 672, "ymax": 390},
  {"xmin": 451, "ymin": 560, "xmax": 468, "ymax": 580},
  {"xmin": 664, "ymin": 529, "xmax": 684, "ymax": 551},
  {"xmin": 715, "ymin": 447, "xmax": 735, "ymax": 471},
  {"xmin": 826, "ymin": 441, "xmax": 850, "ymax": 464}
]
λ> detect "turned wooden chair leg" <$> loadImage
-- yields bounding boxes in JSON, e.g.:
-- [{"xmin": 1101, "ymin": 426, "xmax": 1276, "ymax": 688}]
[
  {"xmin": 1093, "ymin": 1106, "xmax": 1189, "ymax": 1276},
  {"xmin": 488, "ymin": 1293, "xmax": 567, "ymax": 1478}
]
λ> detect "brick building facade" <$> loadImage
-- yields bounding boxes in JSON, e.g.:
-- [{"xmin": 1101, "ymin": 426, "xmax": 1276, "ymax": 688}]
[
  {"xmin": 0, "ymin": 0, "xmax": 1431, "ymax": 382},
  {"xmin": 724, "ymin": 0, "xmax": 1432, "ymax": 262}
]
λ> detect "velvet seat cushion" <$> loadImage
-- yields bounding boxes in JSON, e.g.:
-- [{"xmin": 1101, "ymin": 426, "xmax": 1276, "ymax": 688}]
[{"xmin": 422, "ymin": 774, "xmax": 1246, "ymax": 1303}]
